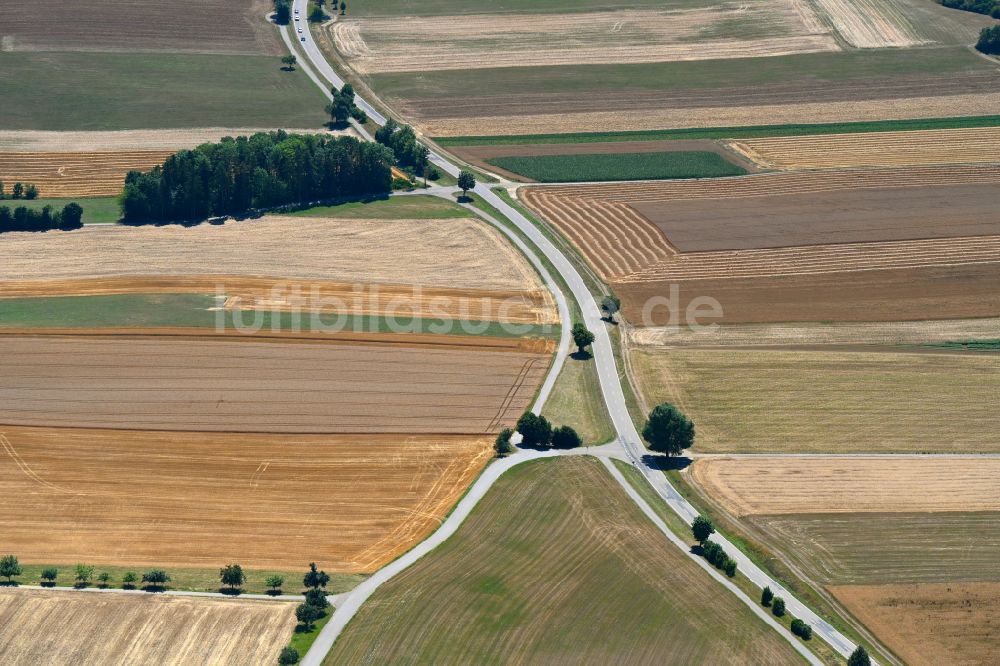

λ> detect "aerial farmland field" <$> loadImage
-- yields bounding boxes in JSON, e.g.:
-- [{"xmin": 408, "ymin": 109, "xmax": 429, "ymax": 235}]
[
  {"xmin": 0, "ymin": 588, "xmax": 296, "ymax": 666},
  {"xmin": 523, "ymin": 165, "xmax": 1000, "ymax": 324},
  {"xmin": 325, "ymin": 457, "xmax": 804, "ymax": 664},
  {"xmin": 629, "ymin": 347, "xmax": 1000, "ymax": 453}
]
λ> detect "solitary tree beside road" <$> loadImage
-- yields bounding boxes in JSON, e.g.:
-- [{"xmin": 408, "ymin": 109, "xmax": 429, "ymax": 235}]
[
  {"xmin": 220, "ymin": 563, "xmax": 246, "ymax": 591},
  {"xmin": 761, "ymin": 586, "xmax": 773, "ymax": 607},
  {"xmin": 281, "ymin": 55, "xmax": 297, "ymax": 70},
  {"xmin": 691, "ymin": 515, "xmax": 714, "ymax": 545},
  {"xmin": 494, "ymin": 427, "xmax": 515, "ymax": 457},
  {"xmin": 848, "ymin": 646, "xmax": 871, "ymax": 666},
  {"xmin": 516, "ymin": 411, "xmax": 552, "ymax": 447},
  {"xmin": 457, "ymin": 170, "xmax": 476, "ymax": 198},
  {"xmin": 122, "ymin": 571, "xmax": 138, "ymax": 589},
  {"xmin": 142, "ymin": 569, "xmax": 170, "ymax": 590},
  {"xmin": 40, "ymin": 568, "xmax": 58, "ymax": 586},
  {"xmin": 74, "ymin": 564, "xmax": 94, "ymax": 587},
  {"xmin": 641, "ymin": 402, "xmax": 695, "ymax": 456},
  {"xmin": 266, "ymin": 575, "xmax": 285, "ymax": 594},
  {"xmin": 340, "ymin": 1, "xmax": 347, "ymax": 15},
  {"xmin": 0, "ymin": 555, "xmax": 22, "ymax": 584},
  {"xmin": 601, "ymin": 294, "xmax": 621, "ymax": 323},
  {"xmin": 571, "ymin": 322, "xmax": 595, "ymax": 356}
]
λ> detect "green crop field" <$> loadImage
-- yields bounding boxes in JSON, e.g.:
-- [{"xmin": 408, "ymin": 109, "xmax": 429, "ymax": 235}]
[
  {"xmin": 4, "ymin": 196, "xmax": 120, "ymax": 225},
  {"xmin": 488, "ymin": 151, "xmax": 746, "ymax": 182},
  {"xmin": 435, "ymin": 115, "xmax": 1000, "ymax": 146},
  {"xmin": 631, "ymin": 348, "xmax": 1000, "ymax": 453},
  {"xmin": 751, "ymin": 512, "xmax": 1000, "ymax": 585},
  {"xmin": 0, "ymin": 52, "xmax": 327, "ymax": 130},
  {"xmin": 290, "ymin": 195, "xmax": 469, "ymax": 219},
  {"xmin": 325, "ymin": 457, "xmax": 804, "ymax": 665}
]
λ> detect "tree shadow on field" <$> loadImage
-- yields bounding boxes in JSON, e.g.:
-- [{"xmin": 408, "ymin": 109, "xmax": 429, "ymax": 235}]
[
  {"xmin": 641, "ymin": 454, "xmax": 692, "ymax": 472},
  {"xmin": 570, "ymin": 349, "xmax": 593, "ymax": 361},
  {"xmin": 0, "ymin": 581, "xmax": 18, "ymax": 588},
  {"xmin": 218, "ymin": 587, "xmax": 244, "ymax": 596},
  {"xmin": 141, "ymin": 584, "xmax": 168, "ymax": 593}
]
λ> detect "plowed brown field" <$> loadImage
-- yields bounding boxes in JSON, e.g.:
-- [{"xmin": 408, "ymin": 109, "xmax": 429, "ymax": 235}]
[
  {"xmin": 731, "ymin": 127, "xmax": 1000, "ymax": 170},
  {"xmin": 0, "ymin": 0, "xmax": 280, "ymax": 55},
  {"xmin": 0, "ymin": 334, "xmax": 548, "ymax": 433},
  {"xmin": 0, "ymin": 150, "xmax": 175, "ymax": 197},
  {"xmin": 522, "ymin": 165, "xmax": 1000, "ymax": 324},
  {"xmin": 0, "ymin": 425, "xmax": 491, "ymax": 571},
  {"xmin": 829, "ymin": 583, "xmax": 1000, "ymax": 666},
  {"xmin": 690, "ymin": 457, "xmax": 1000, "ymax": 516},
  {"xmin": 0, "ymin": 588, "xmax": 296, "ymax": 666}
]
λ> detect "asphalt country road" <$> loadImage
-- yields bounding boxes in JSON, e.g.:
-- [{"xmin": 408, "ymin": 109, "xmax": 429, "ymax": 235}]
[{"xmin": 288, "ymin": 7, "xmax": 866, "ymax": 664}]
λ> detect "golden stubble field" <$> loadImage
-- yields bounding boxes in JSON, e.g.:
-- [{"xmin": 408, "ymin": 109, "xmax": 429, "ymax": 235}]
[
  {"xmin": 0, "ymin": 425, "xmax": 492, "ymax": 572},
  {"xmin": 0, "ymin": 587, "xmax": 296, "ymax": 666}
]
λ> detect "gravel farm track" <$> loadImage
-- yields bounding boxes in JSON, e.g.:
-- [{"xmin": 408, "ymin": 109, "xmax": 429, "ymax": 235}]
[{"xmin": 0, "ymin": 587, "xmax": 296, "ymax": 666}]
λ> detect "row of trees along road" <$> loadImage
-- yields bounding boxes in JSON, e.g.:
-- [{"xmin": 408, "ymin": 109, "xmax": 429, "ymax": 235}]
[
  {"xmin": 0, "ymin": 203, "xmax": 83, "ymax": 233},
  {"xmin": 119, "ymin": 132, "xmax": 393, "ymax": 224}
]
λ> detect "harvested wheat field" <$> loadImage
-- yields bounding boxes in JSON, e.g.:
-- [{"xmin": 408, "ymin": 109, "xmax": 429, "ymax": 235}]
[
  {"xmin": 810, "ymin": 0, "xmax": 927, "ymax": 47},
  {"xmin": 522, "ymin": 165, "xmax": 1000, "ymax": 323},
  {"xmin": 731, "ymin": 127, "xmax": 1000, "ymax": 170},
  {"xmin": 0, "ymin": 215, "xmax": 541, "ymax": 293},
  {"xmin": 331, "ymin": 4, "xmax": 838, "ymax": 75},
  {"xmin": 690, "ymin": 457, "xmax": 1000, "ymax": 516},
  {"xmin": 0, "ymin": 425, "xmax": 491, "ymax": 571},
  {"xmin": 0, "ymin": 334, "xmax": 549, "ymax": 433},
  {"xmin": 0, "ymin": 587, "xmax": 295, "ymax": 666},
  {"xmin": 829, "ymin": 583, "xmax": 1000, "ymax": 666},
  {"xmin": 0, "ymin": 275, "xmax": 556, "ymax": 326},
  {"xmin": 0, "ymin": 128, "xmax": 330, "ymax": 152},
  {"xmin": 630, "ymin": 347, "xmax": 1000, "ymax": 453},
  {"xmin": 0, "ymin": 150, "xmax": 175, "ymax": 197},
  {"xmin": 325, "ymin": 457, "xmax": 803, "ymax": 665},
  {"xmin": 0, "ymin": 0, "xmax": 280, "ymax": 55}
]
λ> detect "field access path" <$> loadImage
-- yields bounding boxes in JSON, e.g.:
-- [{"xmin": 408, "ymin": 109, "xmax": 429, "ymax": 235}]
[{"xmin": 288, "ymin": 8, "xmax": 863, "ymax": 664}]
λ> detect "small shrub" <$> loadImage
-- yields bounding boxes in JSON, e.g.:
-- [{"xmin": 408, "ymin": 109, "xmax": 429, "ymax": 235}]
[
  {"xmin": 772, "ymin": 597, "xmax": 786, "ymax": 617},
  {"xmin": 97, "ymin": 572, "xmax": 111, "ymax": 588},
  {"xmin": 265, "ymin": 575, "xmax": 285, "ymax": 595},
  {"xmin": 40, "ymin": 567, "xmax": 58, "ymax": 586},
  {"xmin": 122, "ymin": 571, "xmax": 138, "ymax": 589},
  {"xmin": 791, "ymin": 618, "xmax": 812, "ymax": 640}
]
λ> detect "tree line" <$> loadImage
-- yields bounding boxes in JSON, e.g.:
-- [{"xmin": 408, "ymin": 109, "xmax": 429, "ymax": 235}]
[
  {"xmin": 978, "ymin": 25, "xmax": 1000, "ymax": 53},
  {"xmin": 119, "ymin": 131, "xmax": 393, "ymax": 224},
  {"xmin": 0, "ymin": 202, "xmax": 83, "ymax": 233},
  {"xmin": 0, "ymin": 181, "xmax": 39, "ymax": 200},
  {"xmin": 941, "ymin": 0, "xmax": 1000, "ymax": 18}
]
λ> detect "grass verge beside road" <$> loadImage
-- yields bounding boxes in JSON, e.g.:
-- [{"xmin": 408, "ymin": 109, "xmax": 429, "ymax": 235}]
[
  {"xmin": 290, "ymin": 194, "xmax": 469, "ymax": 219},
  {"xmin": 487, "ymin": 151, "xmax": 746, "ymax": 182},
  {"xmin": 541, "ymin": 353, "xmax": 614, "ymax": 445}
]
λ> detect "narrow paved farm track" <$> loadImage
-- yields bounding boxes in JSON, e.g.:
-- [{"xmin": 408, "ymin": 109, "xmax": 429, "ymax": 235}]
[{"xmin": 289, "ymin": 7, "xmax": 864, "ymax": 662}]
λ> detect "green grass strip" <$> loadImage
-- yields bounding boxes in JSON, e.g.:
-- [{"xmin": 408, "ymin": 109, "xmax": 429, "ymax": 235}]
[
  {"xmin": 436, "ymin": 115, "xmax": 1000, "ymax": 146},
  {"xmin": 487, "ymin": 151, "xmax": 746, "ymax": 182},
  {"xmin": 1, "ymin": 196, "xmax": 120, "ymax": 225}
]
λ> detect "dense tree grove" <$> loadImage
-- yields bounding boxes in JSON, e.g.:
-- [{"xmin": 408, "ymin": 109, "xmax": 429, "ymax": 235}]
[
  {"xmin": 516, "ymin": 412, "xmax": 553, "ymax": 447},
  {"xmin": 119, "ymin": 132, "xmax": 393, "ymax": 224},
  {"xmin": 0, "ymin": 203, "xmax": 83, "ymax": 233},
  {"xmin": 977, "ymin": 25, "xmax": 1000, "ymax": 53},
  {"xmin": 375, "ymin": 118, "xmax": 429, "ymax": 173},
  {"xmin": 941, "ymin": 0, "xmax": 1000, "ymax": 18},
  {"xmin": 273, "ymin": 0, "xmax": 291, "ymax": 24}
]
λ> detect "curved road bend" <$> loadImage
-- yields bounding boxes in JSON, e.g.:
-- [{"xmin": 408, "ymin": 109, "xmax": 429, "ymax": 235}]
[{"xmin": 288, "ymin": 6, "xmax": 865, "ymax": 663}]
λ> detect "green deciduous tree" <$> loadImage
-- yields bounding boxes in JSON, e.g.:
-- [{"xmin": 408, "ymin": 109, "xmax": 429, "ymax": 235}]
[
  {"xmin": 295, "ymin": 602, "xmax": 324, "ymax": 631},
  {"xmin": 457, "ymin": 170, "xmax": 476, "ymax": 197},
  {"xmin": 848, "ymin": 646, "xmax": 871, "ymax": 666},
  {"xmin": 24, "ymin": 184, "xmax": 38, "ymax": 200},
  {"xmin": 641, "ymin": 402, "xmax": 695, "ymax": 456},
  {"xmin": 303, "ymin": 562, "xmax": 330, "ymax": 590},
  {"xmin": 516, "ymin": 411, "xmax": 552, "ymax": 448},
  {"xmin": 220, "ymin": 563, "xmax": 246, "ymax": 591},
  {"xmin": 976, "ymin": 25, "xmax": 1000, "ymax": 54},
  {"xmin": 274, "ymin": 0, "xmax": 291, "ymax": 24},
  {"xmin": 278, "ymin": 646, "xmax": 301, "ymax": 664},
  {"xmin": 551, "ymin": 425, "xmax": 582, "ymax": 449},
  {"xmin": 281, "ymin": 54, "xmax": 297, "ymax": 70},
  {"xmin": 142, "ymin": 569, "xmax": 170, "ymax": 589},
  {"xmin": 309, "ymin": 5, "xmax": 326, "ymax": 22},
  {"xmin": 691, "ymin": 515, "xmax": 714, "ymax": 545},
  {"xmin": 724, "ymin": 559, "xmax": 737, "ymax": 577},
  {"xmin": 340, "ymin": 2, "xmax": 347, "ymax": 15},
  {"xmin": 97, "ymin": 572, "xmax": 111, "ymax": 588},
  {"xmin": 771, "ymin": 597, "xmax": 786, "ymax": 617},
  {"xmin": 601, "ymin": 294, "xmax": 621, "ymax": 322},
  {"xmin": 304, "ymin": 587, "xmax": 329, "ymax": 609},
  {"xmin": 0, "ymin": 555, "xmax": 22, "ymax": 584},
  {"xmin": 494, "ymin": 427, "xmax": 515, "ymax": 457},
  {"xmin": 266, "ymin": 575, "xmax": 285, "ymax": 594},
  {"xmin": 790, "ymin": 618, "xmax": 812, "ymax": 640},
  {"xmin": 40, "ymin": 568, "xmax": 58, "ymax": 586},
  {"xmin": 122, "ymin": 571, "xmax": 138, "ymax": 589},
  {"xmin": 75, "ymin": 564, "xmax": 94, "ymax": 587},
  {"xmin": 571, "ymin": 322, "xmax": 594, "ymax": 356},
  {"xmin": 11, "ymin": 182, "xmax": 24, "ymax": 199}
]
